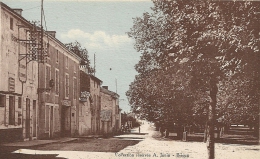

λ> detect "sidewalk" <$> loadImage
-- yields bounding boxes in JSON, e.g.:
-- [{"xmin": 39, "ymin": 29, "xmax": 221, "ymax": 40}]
[
  {"xmin": 0, "ymin": 137, "xmax": 78, "ymax": 148},
  {"xmin": 76, "ymin": 135, "xmax": 103, "ymax": 139}
]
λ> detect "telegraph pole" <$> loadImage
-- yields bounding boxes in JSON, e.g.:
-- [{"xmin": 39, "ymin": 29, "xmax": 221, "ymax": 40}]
[
  {"xmin": 40, "ymin": 0, "xmax": 44, "ymax": 62},
  {"xmin": 94, "ymin": 53, "xmax": 96, "ymax": 76}
]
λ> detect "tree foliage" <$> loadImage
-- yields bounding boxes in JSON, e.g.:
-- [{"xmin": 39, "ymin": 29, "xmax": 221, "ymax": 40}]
[
  {"xmin": 127, "ymin": 0, "xmax": 259, "ymax": 127},
  {"xmin": 127, "ymin": 0, "xmax": 259, "ymax": 158},
  {"xmin": 65, "ymin": 41, "xmax": 95, "ymax": 73}
]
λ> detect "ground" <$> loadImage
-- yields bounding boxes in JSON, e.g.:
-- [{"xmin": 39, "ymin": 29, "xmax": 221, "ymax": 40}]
[{"xmin": 0, "ymin": 121, "xmax": 259, "ymax": 159}]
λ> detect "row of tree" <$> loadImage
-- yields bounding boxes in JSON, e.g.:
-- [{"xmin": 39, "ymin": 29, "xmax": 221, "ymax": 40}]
[{"xmin": 126, "ymin": 1, "xmax": 259, "ymax": 159}]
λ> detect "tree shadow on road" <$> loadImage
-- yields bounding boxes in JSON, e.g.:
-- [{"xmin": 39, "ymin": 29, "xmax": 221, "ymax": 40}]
[{"xmin": 152, "ymin": 131, "xmax": 259, "ymax": 145}]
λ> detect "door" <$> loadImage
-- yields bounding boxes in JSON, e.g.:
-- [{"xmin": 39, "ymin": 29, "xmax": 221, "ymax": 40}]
[
  {"xmin": 32, "ymin": 100, "xmax": 36, "ymax": 137},
  {"xmin": 8, "ymin": 96, "xmax": 15, "ymax": 125},
  {"xmin": 50, "ymin": 106, "xmax": 54, "ymax": 138},
  {"xmin": 61, "ymin": 106, "xmax": 70, "ymax": 136},
  {"xmin": 26, "ymin": 98, "xmax": 30, "ymax": 138}
]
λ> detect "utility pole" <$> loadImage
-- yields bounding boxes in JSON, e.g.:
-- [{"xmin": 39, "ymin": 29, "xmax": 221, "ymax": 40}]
[
  {"xmin": 94, "ymin": 53, "xmax": 96, "ymax": 76},
  {"xmin": 40, "ymin": 0, "xmax": 43, "ymax": 62},
  {"xmin": 115, "ymin": 78, "xmax": 117, "ymax": 94}
]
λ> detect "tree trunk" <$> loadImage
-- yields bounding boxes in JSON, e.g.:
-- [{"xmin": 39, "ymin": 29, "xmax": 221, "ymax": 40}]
[
  {"xmin": 165, "ymin": 129, "xmax": 169, "ymax": 138},
  {"xmin": 207, "ymin": 78, "xmax": 218, "ymax": 159},
  {"xmin": 204, "ymin": 124, "xmax": 208, "ymax": 143}
]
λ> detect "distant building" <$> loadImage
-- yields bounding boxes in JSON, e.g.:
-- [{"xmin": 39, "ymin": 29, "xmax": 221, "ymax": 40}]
[
  {"xmin": 0, "ymin": 3, "xmax": 38, "ymax": 142},
  {"xmin": 100, "ymin": 86, "xmax": 121, "ymax": 135},
  {"xmin": 79, "ymin": 70, "xmax": 102, "ymax": 135}
]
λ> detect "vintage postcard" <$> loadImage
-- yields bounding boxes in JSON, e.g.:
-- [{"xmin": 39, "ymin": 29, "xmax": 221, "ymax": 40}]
[{"xmin": 0, "ymin": 0, "xmax": 259, "ymax": 159}]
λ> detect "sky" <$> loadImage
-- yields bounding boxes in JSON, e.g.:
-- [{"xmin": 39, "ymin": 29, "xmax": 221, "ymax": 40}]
[{"xmin": 1, "ymin": 0, "xmax": 154, "ymax": 112}]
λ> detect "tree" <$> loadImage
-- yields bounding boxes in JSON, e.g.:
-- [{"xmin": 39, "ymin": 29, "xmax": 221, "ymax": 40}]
[
  {"xmin": 126, "ymin": 64, "xmax": 194, "ymax": 138},
  {"xmin": 127, "ymin": 1, "xmax": 259, "ymax": 158},
  {"xmin": 65, "ymin": 41, "xmax": 95, "ymax": 74}
]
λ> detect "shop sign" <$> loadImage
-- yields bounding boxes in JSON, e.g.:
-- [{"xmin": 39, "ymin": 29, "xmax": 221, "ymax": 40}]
[
  {"xmin": 79, "ymin": 91, "xmax": 90, "ymax": 102},
  {"xmin": 8, "ymin": 78, "xmax": 15, "ymax": 92},
  {"xmin": 61, "ymin": 99, "xmax": 71, "ymax": 106},
  {"xmin": 100, "ymin": 110, "xmax": 112, "ymax": 121},
  {"xmin": 19, "ymin": 62, "xmax": 27, "ymax": 82}
]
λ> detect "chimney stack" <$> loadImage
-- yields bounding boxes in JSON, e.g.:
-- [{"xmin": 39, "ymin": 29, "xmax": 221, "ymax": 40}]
[
  {"xmin": 13, "ymin": 9, "xmax": 23, "ymax": 16},
  {"xmin": 102, "ymin": 86, "xmax": 108, "ymax": 90},
  {"xmin": 46, "ymin": 31, "xmax": 56, "ymax": 38}
]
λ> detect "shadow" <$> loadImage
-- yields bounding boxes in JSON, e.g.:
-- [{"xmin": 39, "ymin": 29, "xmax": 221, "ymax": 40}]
[
  {"xmin": 152, "ymin": 131, "xmax": 259, "ymax": 145},
  {"xmin": 0, "ymin": 154, "xmax": 65, "ymax": 159}
]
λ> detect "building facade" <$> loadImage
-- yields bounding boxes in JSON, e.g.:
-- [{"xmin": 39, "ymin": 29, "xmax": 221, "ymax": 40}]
[
  {"xmin": 37, "ymin": 32, "xmax": 81, "ymax": 139},
  {"xmin": 0, "ymin": 3, "xmax": 38, "ymax": 142},
  {"xmin": 79, "ymin": 70, "xmax": 102, "ymax": 135},
  {"xmin": 100, "ymin": 86, "xmax": 121, "ymax": 135},
  {"xmin": 0, "ymin": 2, "xmax": 122, "ymax": 142},
  {"xmin": 78, "ymin": 70, "xmax": 92, "ymax": 135}
]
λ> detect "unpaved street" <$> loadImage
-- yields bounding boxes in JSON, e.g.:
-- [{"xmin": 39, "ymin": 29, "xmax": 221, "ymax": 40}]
[{"xmin": 1, "ymin": 121, "xmax": 259, "ymax": 159}]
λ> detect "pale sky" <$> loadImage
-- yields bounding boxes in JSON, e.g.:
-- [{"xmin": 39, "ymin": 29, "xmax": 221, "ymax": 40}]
[{"xmin": 1, "ymin": 0, "xmax": 154, "ymax": 112}]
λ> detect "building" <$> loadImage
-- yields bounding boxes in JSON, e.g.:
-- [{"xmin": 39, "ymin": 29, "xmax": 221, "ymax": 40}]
[
  {"xmin": 0, "ymin": 3, "xmax": 38, "ymax": 142},
  {"xmin": 78, "ymin": 70, "xmax": 92, "ymax": 135},
  {"xmin": 37, "ymin": 31, "xmax": 81, "ymax": 139},
  {"xmin": 100, "ymin": 86, "xmax": 121, "ymax": 135},
  {"xmin": 79, "ymin": 70, "xmax": 102, "ymax": 135}
]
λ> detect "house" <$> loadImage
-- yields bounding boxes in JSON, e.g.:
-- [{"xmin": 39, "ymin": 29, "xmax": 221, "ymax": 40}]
[
  {"xmin": 79, "ymin": 70, "xmax": 102, "ymax": 135},
  {"xmin": 100, "ymin": 86, "xmax": 121, "ymax": 135},
  {"xmin": 37, "ymin": 31, "xmax": 81, "ymax": 139},
  {"xmin": 0, "ymin": 3, "xmax": 38, "ymax": 142}
]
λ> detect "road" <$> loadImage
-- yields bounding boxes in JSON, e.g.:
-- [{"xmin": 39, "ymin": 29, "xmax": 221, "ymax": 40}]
[{"xmin": 0, "ymin": 121, "xmax": 259, "ymax": 159}]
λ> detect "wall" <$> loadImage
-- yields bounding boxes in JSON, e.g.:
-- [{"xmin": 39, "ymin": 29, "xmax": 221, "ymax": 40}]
[
  {"xmin": 38, "ymin": 32, "xmax": 80, "ymax": 139},
  {"xmin": 0, "ymin": 3, "xmax": 38, "ymax": 142}
]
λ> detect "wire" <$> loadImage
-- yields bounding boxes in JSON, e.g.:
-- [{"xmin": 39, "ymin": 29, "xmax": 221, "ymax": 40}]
[
  {"xmin": 42, "ymin": 1, "xmax": 50, "ymax": 58},
  {"xmin": 23, "ymin": 5, "xmax": 40, "ymax": 11},
  {"xmin": 42, "ymin": 7, "xmax": 48, "ymax": 32}
]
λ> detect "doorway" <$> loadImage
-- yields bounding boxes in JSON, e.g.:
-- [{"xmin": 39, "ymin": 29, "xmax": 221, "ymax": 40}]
[
  {"xmin": 8, "ymin": 96, "xmax": 15, "ymax": 125},
  {"xmin": 61, "ymin": 106, "xmax": 70, "ymax": 136},
  {"xmin": 26, "ymin": 98, "xmax": 30, "ymax": 138},
  {"xmin": 50, "ymin": 106, "xmax": 54, "ymax": 138},
  {"xmin": 33, "ymin": 100, "xmax": 36, "ymax": 137}
]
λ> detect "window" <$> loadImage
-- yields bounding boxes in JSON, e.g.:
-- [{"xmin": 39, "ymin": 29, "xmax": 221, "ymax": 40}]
[
  {"xmin": 80, "ymin": 105, "xmax": 83, "ymax": 116},
  {"xmin": 56, "ymin": 50, "xmax": 59, "ymax": 63},
  {"xmin": 9, "ymin": 96, "xmax": 15, "ymax": 125},
  {"xmin": 45, "ymin": 65, "xmax": 51, "ymax": 88},
  {"xmin": 55, "ymin": 69, "xmax": 59, "ymax": 95},
  {"xmin": 0, "ymin": 95, "xmax": 6, "ymax": 107},
  {"xmin": 10, "ymin": 18, "xmax": 13, "ymax": 30},
  {"xmin": 18, "ymin": 97, "xmax": 22, "ymax": 108},
  {"xmin": 65, "ymin": 56, "xmax": 68, "ymax": 69},
  {"xmin": 73, "ymin": 77, "xmax": 77, "ymax": 99},
  {"xmin": 74, "ymin": 62, "xmax": 76, "ymax": 73},
  {"xmin": 65, "ymin": 74, "xmax": 69, "ymax": 98}
]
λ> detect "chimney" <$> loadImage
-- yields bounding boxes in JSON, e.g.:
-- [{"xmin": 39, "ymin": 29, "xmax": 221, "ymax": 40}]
[
  {"xmin": 13, "ymin": 9, "xmax": 23, "ymax": 16},
  {"xmin": 102, "ymin": 86, "xmax": 108, "ymax": 90},
  {"xmin": 46, "ymin": 31, "xmax": 56, "ymax": 38}
]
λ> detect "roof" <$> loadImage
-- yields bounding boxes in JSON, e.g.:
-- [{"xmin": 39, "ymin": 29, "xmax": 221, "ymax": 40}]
[
  {"xmin": 0, "ymin": 2, "xmax": 81, "ymax": 62},
  {"xmin": 100, "ymin": 87, "xmax": 119, "ymax": 99},
  {"xmin": 89, "ymin": 74, "xmax": 103, "ymax": 84},
  {"xmin": 0, "ymin": 2, "xmax": 32, "ymax": 28}
]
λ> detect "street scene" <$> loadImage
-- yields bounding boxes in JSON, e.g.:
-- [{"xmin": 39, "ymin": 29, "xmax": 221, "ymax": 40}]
[{"xmin": 0, "ymin": 0, "xmax": 259, "ymax": 159}]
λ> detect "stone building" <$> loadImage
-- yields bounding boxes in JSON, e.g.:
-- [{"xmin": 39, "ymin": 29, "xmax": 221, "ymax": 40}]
[
  {"xmin": 37, "ymin": 31, "xmax": 81, "ymax": 139},
  {"xmin": 0, "ymin": 2, "xmax": 38, "ymax": 142},
  {"xmin": 79, "ymin": 70, "xmax": 102, "ymax": 135},
  {"xmin": 100, "ymin": 86, "xmax": 121, "ymax": 135}
]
